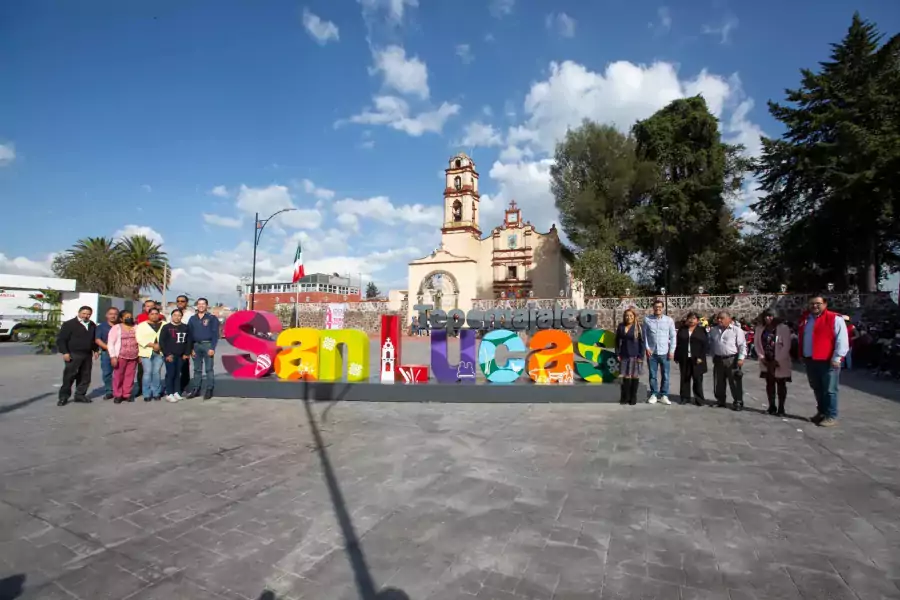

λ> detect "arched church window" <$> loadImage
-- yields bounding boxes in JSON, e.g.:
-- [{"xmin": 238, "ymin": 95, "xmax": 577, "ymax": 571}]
[
  {"xmin": 454, "ymin": 175, "xmax": 461, "ymax": 191},
  {"xmin": 452, "ymin": 200, "xmax": 462, "ymax": 221},
  {"xmin": 455, "ymin": 159, "xmax": 462, "ymax": 168}
]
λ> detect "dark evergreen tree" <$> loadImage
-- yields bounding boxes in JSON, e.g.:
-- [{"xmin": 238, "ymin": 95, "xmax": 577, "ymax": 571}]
[{"xmin": 754, "ymin": 13, "xmax": 900, "ymax": 291}]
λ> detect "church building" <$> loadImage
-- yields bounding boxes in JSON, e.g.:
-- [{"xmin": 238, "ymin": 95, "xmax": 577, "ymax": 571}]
[{"xmin": 406, "ymin": 153, "xmax": 572, "ymax": 318}]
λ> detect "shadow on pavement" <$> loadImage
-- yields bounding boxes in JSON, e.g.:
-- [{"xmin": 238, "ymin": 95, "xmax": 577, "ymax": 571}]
[
  {"xmin": 298, "ymin": 379, "xmax": 410, "ymax": 600},
  {"xmin": 0, "ymin": 574, "xmax": 25, "ymax": 600},
  {"xmin": 789, "ymin": 362, "xmax": 900, "ymax": 404},
  {"xmin": 0, "ymin": 393, "xmax": 54, "ymax": 416}
]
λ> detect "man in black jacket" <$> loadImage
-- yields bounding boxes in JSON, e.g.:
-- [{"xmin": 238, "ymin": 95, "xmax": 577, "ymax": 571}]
[{"xmin": 57, "ymin": 306, "xmax": 99, "ymax": 406}]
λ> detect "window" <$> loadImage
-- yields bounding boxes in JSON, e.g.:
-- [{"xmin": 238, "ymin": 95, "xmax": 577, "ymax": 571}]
[
  {"xmin": 508, "ymin": 234, "xmax": 517, "ymax": 248},
  {"xmin": 455, "ymin": 159, "xmax": 461, "ymax": 168},
  {"xmin": 507, "ymin": 266, "xmax": 517, "ymax": 280},
  {"xmin": 454, "ymin": 175, "xmax": 461, "ymax": 191},
  {"xmin": 452, "ymin": 200, "xmax": 462, "ymax": 222}
]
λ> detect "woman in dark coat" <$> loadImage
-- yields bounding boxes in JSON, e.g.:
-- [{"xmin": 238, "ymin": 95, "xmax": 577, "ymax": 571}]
[
  {"xmin": 674, "ymin": 311, "xmax": 709, "ymax": 406},
  {"xmin": 616, "ymin": 308, "xmax": 644, "ymax": 405}
]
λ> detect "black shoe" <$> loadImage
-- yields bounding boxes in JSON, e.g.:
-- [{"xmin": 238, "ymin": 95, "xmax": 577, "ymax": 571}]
[
  {"xmin": 186, "ymin": 389, "xmax": 200, "ymax": 399},
  {"xmin": 114, "ymin": 397, "xmax": 122, "ymax": 404},
  {"xmin": 733, "ymin": 401, "xmax": 743, "ymax": 412},
  {"xmin": 57, "ymin": 398, "xmax": 69, "ymax": 406},
  {"xmin": 74, "ymin": 396, "xmax": 92, "ymax": 404},
  {"xmin": 154, "ymin": 395, "xmax": 161, "ymax": 401},
  {"xmin": 128, "ymin": 396, "xmax": 135, "ymax": 402},
  {"xmin": 694, "ymin": 397, "xmax": 704, "ymax": 406},
  {"xmin": 777, "ymin": 401, "xmax": 786, "ymax": 417},
  {"xmin": 144, "ymin": 396, "xmax": 152, "ymax": 402},
  {"xmin": 203, "ymin": 389, "xmax": 213, "ymax": 400},
  {"xmin": 104, "ymin": 393, "xmax": 114, "ymax": 400},
  {"xmin": 811, "ymin": 413, "xmax": 823, "ymax": 424},
  {"xmin": 716, "ymin": 401, "xmax": 727, "ymax": 408},
  {"xmin": 767, "ymin": 403, "xmax": 777, "ymax": 415}
]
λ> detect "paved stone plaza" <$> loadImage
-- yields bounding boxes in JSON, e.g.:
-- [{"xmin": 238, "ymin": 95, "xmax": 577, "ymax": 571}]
[{"xmin": 2, "ymin": 339, "xmax": 900, "ymax": 600}]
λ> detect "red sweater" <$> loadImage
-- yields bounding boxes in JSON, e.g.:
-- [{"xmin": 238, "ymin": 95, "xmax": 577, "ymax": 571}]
[{"xmin": 797, "ymin": 310, "xmax": 837, "ymax": 361}]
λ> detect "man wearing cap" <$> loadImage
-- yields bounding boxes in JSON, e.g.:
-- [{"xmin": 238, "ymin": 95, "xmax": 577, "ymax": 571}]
[{"xmin": 798, "ymin": 296, "xmax": 849, "ymax": 427}]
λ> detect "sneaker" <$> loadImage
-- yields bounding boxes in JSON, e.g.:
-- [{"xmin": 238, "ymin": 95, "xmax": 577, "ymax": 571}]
[
  {"xmin": 166, "ymin": 394, "xmax": 179, "ymax": 403},
  {"xmin": 819, "ymin": 418, "xmax": 838, "ymax": 427},
  {"xmin": 174, "ymin": 392, "xmax": 184, "ymax": 400},
  {"xmin": 648, "ymin": 395, "xmax": 658, "ymax": 404},
  {"xmin": 660, "ymin": 395, "xmax": 671, "ymax": 405}
]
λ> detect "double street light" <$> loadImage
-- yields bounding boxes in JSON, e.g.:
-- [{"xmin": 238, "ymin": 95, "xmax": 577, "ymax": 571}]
[{"xmin": 250, "ymin": 208, "xmax": 298, "ymax": 310}]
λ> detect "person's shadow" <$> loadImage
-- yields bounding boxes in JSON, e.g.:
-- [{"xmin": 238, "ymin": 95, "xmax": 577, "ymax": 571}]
[{"xmin": 0, "ymin": 574, "xmax": 25, "ymax": 600}]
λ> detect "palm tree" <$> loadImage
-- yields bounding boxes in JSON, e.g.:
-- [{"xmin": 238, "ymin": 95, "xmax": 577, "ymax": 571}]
[
  {"xmin": 118, "ymin": 235, "xmax": 170, "ymax": 299},
  {"xmin": 52, "ymin": 236, "xmax": 124, "ymax": 295}
]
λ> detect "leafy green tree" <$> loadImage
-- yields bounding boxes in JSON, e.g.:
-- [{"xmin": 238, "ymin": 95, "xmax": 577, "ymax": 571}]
[
  {"xmin": 754, "ymin": 13, "xmax": 900, "ymax": 292},
  {"xmin": 631, "ymin": 97, "xmax": 749, "ymax": 293},
  {"xmin": 550, "ymin": 121, "xmax": 656, "ymax": 272},
  {"xmin": 365, "ymin": 281, "xmax": 381, "ymax": 299},
  {"xmin": 17, "ymin": 290, "xmax": 62, "ymax": 354},
  {"xmin": 571, "ymin": 249, "xmax": 636, "ymax": 297}
]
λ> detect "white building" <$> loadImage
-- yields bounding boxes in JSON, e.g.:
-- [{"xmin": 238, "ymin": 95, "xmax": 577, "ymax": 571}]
[{"xmin": 405, "ymin": 153, "xmax": 573, "ymax": 318}]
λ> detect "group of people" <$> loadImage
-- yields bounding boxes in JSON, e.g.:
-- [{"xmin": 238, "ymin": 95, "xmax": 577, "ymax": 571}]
[
  {"xmin": 615, "ymin": 296, "xmax": 850, "ymax": 427},
  {"xmin": 55, "ymin": 295, "xmax": 221, "ymax": 406}
]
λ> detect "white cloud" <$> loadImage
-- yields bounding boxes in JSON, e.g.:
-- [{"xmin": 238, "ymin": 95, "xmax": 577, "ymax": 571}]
[
  {"xmin": 486, "ymin": 59, "xmax": 766, "ymax": 237},
  {"xmin": 456, "ymin": 44, "xmax": 474, "ymax": 64},
  {"xmin": 300, "ymin": 178, "xmax": 336, "ymax": 201},
  {"xmin": 209, "ymin": 185, "xmax": 230, "ymax": 198},
  {"xmin": 235, "ymin": 184, "xmax": 323, "ymax": 230},
  {"xmin": 336, "ymin": 212, "xmax": 360, "ymax": 232},
  {"xmin": 302, "ymin": 8, "xmax": 340, "ymax": 44},
  {"xmin": 0, "ymin": 253, "xmax": 54, "ymax": 277},
  {"xmin": 358, "ymin": 0, "xmax": 418, "ymax": 25},
  {"xmin": 202, "ymin": 213, "xmax": 243, "ymax": 228},
  {"xmin": 369, "ymin": 45, "xmax": 430, "ymax": 99},
  {"xmin": 489, "ymin": 0, "xmax": 514, "ymax": 18},
  {"xmin": 703, "ymin": 16, "xmax": 738, "ymax": 44},
  {"xmin": 343, "ymin": 95, "xmax": 460, "ymax": 136},
  {"xmin": 546, "ymin": 13, "xmax": 576, "ymax": 38},
  {"xmin": 458, "ymin": 121, "xmax": 503, "ymax": 148},
  {"xmin": 113, "ymin": 225, "xmax": 165, "ymax": 245},
  {"xmin": 654, "ymin": 7, "xmax": 672, "ymax": 32},
  {"xmin": 141, "ymin": 184, "xmax": 152, "ymax": 193},
  {"xmin": 333, "ymin": 196, "xmax": 442, "ymax": 226},
  {"xmin": 0, "ymin": 143, "xmax": 15, "ymax": 166}
]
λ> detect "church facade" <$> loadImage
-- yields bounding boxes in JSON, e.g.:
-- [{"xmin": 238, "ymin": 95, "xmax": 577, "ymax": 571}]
[{"xmin": 406, "ymin": 153, "xmax": 573, "ymax": 319}]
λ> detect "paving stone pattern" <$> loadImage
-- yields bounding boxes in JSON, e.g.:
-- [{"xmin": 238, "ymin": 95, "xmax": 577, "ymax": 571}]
[{"xmin": 1, "ymin": 343, "xmax": 900, "ymax": 599}]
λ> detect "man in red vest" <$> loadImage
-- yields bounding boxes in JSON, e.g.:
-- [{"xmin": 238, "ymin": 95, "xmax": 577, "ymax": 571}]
[{"xmin": 798, "ymin": 295, "xmax": 849, "ymax": 427}]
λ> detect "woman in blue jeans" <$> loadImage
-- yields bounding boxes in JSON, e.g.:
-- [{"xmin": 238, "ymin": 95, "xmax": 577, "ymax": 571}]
[{"xmin": 135, "ymin": 308, "xmax": 165, "ymax": 401}]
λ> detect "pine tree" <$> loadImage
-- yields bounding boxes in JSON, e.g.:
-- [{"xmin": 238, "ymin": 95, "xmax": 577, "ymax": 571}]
[
  {"xmin": 17, "ymin": 290, "xmax": 63, "ymax": 354},
  {"xmin": 754, "ymin": 13, "xmax": 900, "ymax": 291}
]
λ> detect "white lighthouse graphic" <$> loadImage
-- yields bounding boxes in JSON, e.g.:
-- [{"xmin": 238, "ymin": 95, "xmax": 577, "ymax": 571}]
[{"xmin": 380, "ymin": 337, "xmax": 396, "ymax": 384}]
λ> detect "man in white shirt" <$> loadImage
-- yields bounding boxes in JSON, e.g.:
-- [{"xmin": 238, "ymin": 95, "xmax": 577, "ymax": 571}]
[
  {"xmin": 643, "ymin": 299, "xmax": 677, "ymax": 404},
  {"xmin": 710, "ymin": 311, "xmax": 747, "ymax": 410}
]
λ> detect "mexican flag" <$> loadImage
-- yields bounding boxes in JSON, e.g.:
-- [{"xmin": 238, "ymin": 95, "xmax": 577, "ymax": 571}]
[{"xmin": 291, "ymin": 242, "xmax": 305, "ymax": 283}]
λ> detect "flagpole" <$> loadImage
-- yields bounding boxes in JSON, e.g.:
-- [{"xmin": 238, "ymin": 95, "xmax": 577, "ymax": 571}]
[
  {"xmin": 294, "ymin": 282, "xmax": 299, "ymax": 327},
  {"xmin": 161, "ymin": 263, "xmax": 168, "ymax": 309}
]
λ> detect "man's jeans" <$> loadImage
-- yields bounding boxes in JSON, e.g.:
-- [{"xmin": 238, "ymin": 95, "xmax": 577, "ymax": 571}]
[
  {"xmin": 806, "ymin": 359, "xmax": 840, "ymax": 419},
  {"xmin": 648, "ymin": 354, "xmax": 671, "ymax": 396},
  {"xmin": 191, "ymin": 341, "xmax": 215, "ymax": 392},
  {"xmin": 141, "ymin": 353, "xmax": 164, "ymax": 398},
  {"xmin": 99, "ymin": 350, "xmax": 113, "ymax": 395}
]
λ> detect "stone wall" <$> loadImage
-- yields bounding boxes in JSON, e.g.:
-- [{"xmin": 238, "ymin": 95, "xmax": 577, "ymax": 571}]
[{"xmin": 274, "ymin": 292, "xmax": 899, "ymax": 334}]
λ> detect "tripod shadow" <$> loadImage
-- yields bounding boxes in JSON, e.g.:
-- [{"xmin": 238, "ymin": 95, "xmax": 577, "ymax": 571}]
[{"xmin": 0, "ymin": 574, "xmax": 25, "ymax": 600}]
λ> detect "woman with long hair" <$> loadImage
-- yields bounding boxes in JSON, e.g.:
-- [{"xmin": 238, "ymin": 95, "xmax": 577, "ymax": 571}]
[
  {"xmin": 755, "ymin": 308, "xmax": 793, "ymax": 415},
  {"xmin": 616, "ymin": 308, "xmax": 644, "ymax": 405},
  {"xmin": 108, "ymin": 309, "xmax": 139, "ymax": 404},
  {"xmin": 674, "ymin": 311, "xmax": 709, "ymax": 406}
]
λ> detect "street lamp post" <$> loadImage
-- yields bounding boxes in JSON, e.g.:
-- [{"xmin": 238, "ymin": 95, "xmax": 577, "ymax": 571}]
[
  {"xmin": 250, "ymin": 208, "xmax": 297, "ymax": 310},
  {"xmin": 661, "ymin": 205, "xmax": 671, "ymax": 314}
]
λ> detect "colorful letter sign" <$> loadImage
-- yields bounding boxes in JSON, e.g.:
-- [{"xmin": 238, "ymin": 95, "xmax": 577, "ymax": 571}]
[{"xmin": 222, "ymin": 310, "xmax": 620, "ymax": 386}]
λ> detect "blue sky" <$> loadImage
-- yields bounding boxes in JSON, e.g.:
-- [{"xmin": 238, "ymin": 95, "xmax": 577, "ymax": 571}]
[{"xmin": 2, "ymin": 0, "xmax": 898, "ymax": 304}]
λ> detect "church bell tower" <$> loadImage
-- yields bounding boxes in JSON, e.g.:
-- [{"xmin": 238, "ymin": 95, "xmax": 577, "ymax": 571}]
[{"xmin": 442, "ymin": 153, "xmax": 481, "ymax": 237}]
